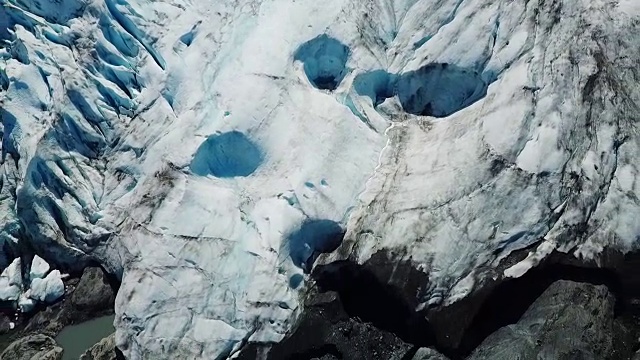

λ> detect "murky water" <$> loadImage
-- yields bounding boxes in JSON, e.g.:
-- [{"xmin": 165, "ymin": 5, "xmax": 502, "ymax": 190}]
[{"xmin": 55, "ymin": 314, "xmax": 115, "ymax": 360}]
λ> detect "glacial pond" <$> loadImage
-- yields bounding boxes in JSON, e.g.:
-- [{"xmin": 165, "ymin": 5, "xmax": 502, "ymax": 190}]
[{"xmin": 55, "ymin": 314, "xmax": 115, "ymax": 360}]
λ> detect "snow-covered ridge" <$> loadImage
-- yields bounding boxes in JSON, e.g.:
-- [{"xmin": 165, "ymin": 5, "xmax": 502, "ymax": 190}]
[{"xmin": 1, "ymin": 0, "xmax": 639, "ymax": 359}]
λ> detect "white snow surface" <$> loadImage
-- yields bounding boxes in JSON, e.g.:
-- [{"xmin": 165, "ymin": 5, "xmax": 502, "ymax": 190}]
[{"xmin": 0, "ymin": 0, "xmax": 639, "ymax": 359}]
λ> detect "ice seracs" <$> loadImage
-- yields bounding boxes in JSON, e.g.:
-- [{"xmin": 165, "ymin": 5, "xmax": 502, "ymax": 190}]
[
  {"xmin": 0, "ymin": 258, "xmax": 22, "ymax": 301},
  {"xmin": 29, "ymin": 270, "xmax": 64, "ymax": 303},
  {"xmin": 0, "ymin": 256, "xmax": 64, "ymax": 311},
  {"xmin": 29, "ymin": 255, "xmax": 50, "ymax": 281}
]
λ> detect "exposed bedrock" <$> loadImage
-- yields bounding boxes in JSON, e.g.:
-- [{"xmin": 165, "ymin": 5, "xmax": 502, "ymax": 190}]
[
  {"xmin": 0, "ymin": 333, "xmax": 62, "ymax": 360},
  {"xmin": 80, "ymin": 333, "xmax": 126, "ymax": 360},
  {"xmin": 237, "ymin": 249, "xmax": 640, "ymax": 359}
]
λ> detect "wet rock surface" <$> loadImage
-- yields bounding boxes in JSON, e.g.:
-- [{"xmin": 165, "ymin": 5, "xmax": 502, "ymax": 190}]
[
  {"xmin": 80, "ymin": 333, "xmax": 122, "ymax": 360},
  {"xmin": 0, "ymin": 333, "xmax": 62, "ymax": 360}
]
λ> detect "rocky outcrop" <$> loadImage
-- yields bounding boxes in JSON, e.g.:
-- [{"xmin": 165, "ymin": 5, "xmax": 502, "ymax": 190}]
[
  {"xmin": 80, "ymin": 333, "xmax": 118, "ymax": 360},
  {"xmin": 0, "ymin": 334, "xmax": 62, "ymax": 360},
  {"xmin": 237, "ymin": 290, "xmax": 415, "ymax": 360},
  {"xmin": 0, "ymin": 316, "xmax": 13, "ymax": 337},
  {"xmin": 468, "ymin": 280, "xmax": 633, "ymax": 360},
  {"xmin": 412, "ymin": 348, "xmax": 448, "ymax": 360},
  {"xmin": 70, "ymin": 267, "xmax": 116, "ymax": 312},
  {"xmin": 247, "ymin": 248, "xmax": 640, "ymax": 360}
]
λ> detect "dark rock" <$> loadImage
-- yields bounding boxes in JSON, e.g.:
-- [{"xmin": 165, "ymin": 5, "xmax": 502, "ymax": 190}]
[
  {"xmin": 428, "ymin": 249, "xmax": 640, "ymax": 357},
  {"xmin": 0, "ymin": 333, "xmax": 62, "ymax": 360},
  {"xmin": 80, "ymin": 333, "xmax": 117, "ymax": 360},
  {"xmin": 468, "ymin": 280, "xmax": 633, "ymax": 360},
  {"xmin": 0, "ymin": 314, "xmax": 13, "ymax": 336},
  {"xmin": 237, "ymin": 290, "xmax": 414, "ymax": 360},
  {"xmin": 412, "ymin": 348, "xmax": 449, "ymax": 360},
  {"xmin": 22, "ymin": 305, "xmax": 64, "ymax": 336},
  {"xmin": 312, "ymin": 258, "xmax": 435, "ymax": 347},
  {"xmin": 287, "ymin": 248, "xmax": 640, "ymax": 360},
  {"xmin": 70, "ymin": 267, "xmax": 115, "ymax": 311}
]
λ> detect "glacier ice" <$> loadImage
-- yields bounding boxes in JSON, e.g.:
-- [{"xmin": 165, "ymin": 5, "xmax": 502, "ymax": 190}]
[
  {"xmin": 17, "ymin": 292, "xmax": 36, "ymax": 313},
  {"xmin": 287, "ymin": 219, "xmax": 344, "ymax": 272},
  {"xmin": 0, "ymin": 257, "xmax": 21, "ymax": 286},
  {"xmin": 28, "ymin": 269, "xmax": 64, "ymax": 303},
  {"xmin": 353, "ymin": 63, "xmax": 490, "ymax": 118},
  {"xmin": 190, "ymin": 131, "xmax": 263, "ymax": 178},
  {"xmin": 0, "ymin": 0, "xmax": 638, "ymax": 358},
  {"xmin": 0, "ymin": 258, "xmax": 21, "ymax": 301},
  {"xmin": 294, "ymin": 34, "xmax": 350, "ymax": 91},
  {"xmin": 29, "ymin": 254, "xmax": 50, "ymax": 280},
  {"xmin": 0, "ymin": 255, "xmax": 63, "ymax": 308}
]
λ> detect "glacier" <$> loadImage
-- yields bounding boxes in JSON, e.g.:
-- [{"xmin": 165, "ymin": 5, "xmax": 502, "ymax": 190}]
[{"xmin": 0, "ymin": 0, "xmax": 639, "ymax": 358}]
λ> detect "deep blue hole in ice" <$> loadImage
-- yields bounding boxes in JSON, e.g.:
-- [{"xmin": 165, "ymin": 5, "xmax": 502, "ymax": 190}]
[
  {"xmin": 190, "ymin": 131, "xmax": 263, "ymax": 178},
  {"xmin": 353, "ymin": 63, "xmax": 489, "ymax": 118},
  {"xmin": 289, "ymin": 274, "xmax": 304, "ymax": 289},
  {"xmin": 294, "ymin": 35, "xmax": 350, "ymax": 91},
  {"xmin": 353, "ymin": 70, "xmax": 396, "ymax": 107},
  {"xmin": 289, "ymin": 219, "xmax": 345, "ymax": 272},
  {"xmin": 397, "ymin": 63, "xmax": 488, "ymax": 117}
]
